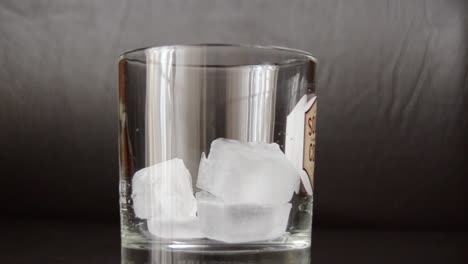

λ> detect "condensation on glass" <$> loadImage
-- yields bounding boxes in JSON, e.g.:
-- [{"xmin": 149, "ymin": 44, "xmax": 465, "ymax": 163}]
[{"xmin": 119, "ymin": 44, "xmax": 317, "ymax": 264}]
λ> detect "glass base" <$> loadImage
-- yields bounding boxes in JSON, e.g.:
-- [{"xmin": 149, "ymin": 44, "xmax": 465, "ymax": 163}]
[
  {"xmin": 122, "ymin": 242, "xmax": 310, "ymax": 264},
  {"xmin": 122, "ymin": 231, "xmax": 311, "ymax": 263}
]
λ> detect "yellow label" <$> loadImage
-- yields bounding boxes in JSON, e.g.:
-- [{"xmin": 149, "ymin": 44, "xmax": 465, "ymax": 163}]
[{"xmin": 303, "ymin": 98, "xmax": 317, "ymax": 191}]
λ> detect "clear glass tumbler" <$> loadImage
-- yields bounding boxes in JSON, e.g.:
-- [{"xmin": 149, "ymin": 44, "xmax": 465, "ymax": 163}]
[{"xmin": 119, "ymin": 44, "xmax": 317, "ymax": 264}]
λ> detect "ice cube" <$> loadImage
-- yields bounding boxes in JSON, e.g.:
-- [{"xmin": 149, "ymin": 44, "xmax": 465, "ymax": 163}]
[
  {"xmin": 196, "ymin": 191, "xmax": 291, "ymax": 243},
  {"xmin": 147, "ymin": 217, "xmax": 204, "ymax": 239},
  {"xmin": 196, "ymin": 152, "xmax": 209, "ymax": 191},
  {"xmin": 196, "ymin": 138, "xmax": 300, "ymax": 204},
  {"xmin": 131, "ymin": 158, "xmax": 197, "ymax": 221}
]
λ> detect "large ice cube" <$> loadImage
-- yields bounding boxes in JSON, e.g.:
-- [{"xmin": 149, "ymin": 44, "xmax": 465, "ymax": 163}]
[
  {"xmin": 197, "ymin": 138, "xmax": 300, "ymax": 204},
  {"xmin": 147, "ymin": 217, "xmax": 204, "ymax": 239},
  {"xmin": 131, "ymin": 158, "xmax": 197, "ymax": 220},
  {"xmin": 196, "ymin": 191, "xmax": 291, "ymax": 243}
]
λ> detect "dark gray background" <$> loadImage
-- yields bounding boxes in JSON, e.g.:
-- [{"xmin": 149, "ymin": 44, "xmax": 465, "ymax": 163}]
[{"xmin": 1, "ymin": 0, "xmax": 467, "ymax": 231}]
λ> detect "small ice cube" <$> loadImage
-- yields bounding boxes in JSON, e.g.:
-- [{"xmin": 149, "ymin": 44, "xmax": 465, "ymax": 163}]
[
  {"xmin": 196, "ymin": 191, "xmax": 291, "ymax": 243},
  {"xmin": 147, "ymin": 217, "xmax": 204, "ymax": 239},
  {"xmin": 196, "ymin": 152, "xmax": 209, "ymax": 190},
  {"xmin": 197, "ymin": 138, "xmax": 300, "ymax": 204},
  {"xmin": 132, "ymin": 159, "xmax": 197, "ymax": 221}
]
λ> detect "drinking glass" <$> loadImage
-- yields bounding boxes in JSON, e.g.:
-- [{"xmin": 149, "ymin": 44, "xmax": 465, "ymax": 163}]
[{"xmin": 119, "ymin": 44, "xmax": 317, "ymax": 264}]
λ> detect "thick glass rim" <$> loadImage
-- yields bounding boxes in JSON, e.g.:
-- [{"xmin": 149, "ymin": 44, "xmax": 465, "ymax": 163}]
[{"xmin": 120, "ymin": 43, "xmax": 317, "ymax": 68}]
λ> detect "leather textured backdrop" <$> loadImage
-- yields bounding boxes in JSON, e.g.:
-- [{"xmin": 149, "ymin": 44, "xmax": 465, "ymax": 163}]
[{"xmin": 0, "ymin": 0, "xmax": 467, "ymax": 229}]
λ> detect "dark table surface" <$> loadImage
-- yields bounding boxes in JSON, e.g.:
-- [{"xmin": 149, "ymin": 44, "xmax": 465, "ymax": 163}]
[{"xmin": 1, "ymin": 219, "xmax": 466, "ymax": 264}]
